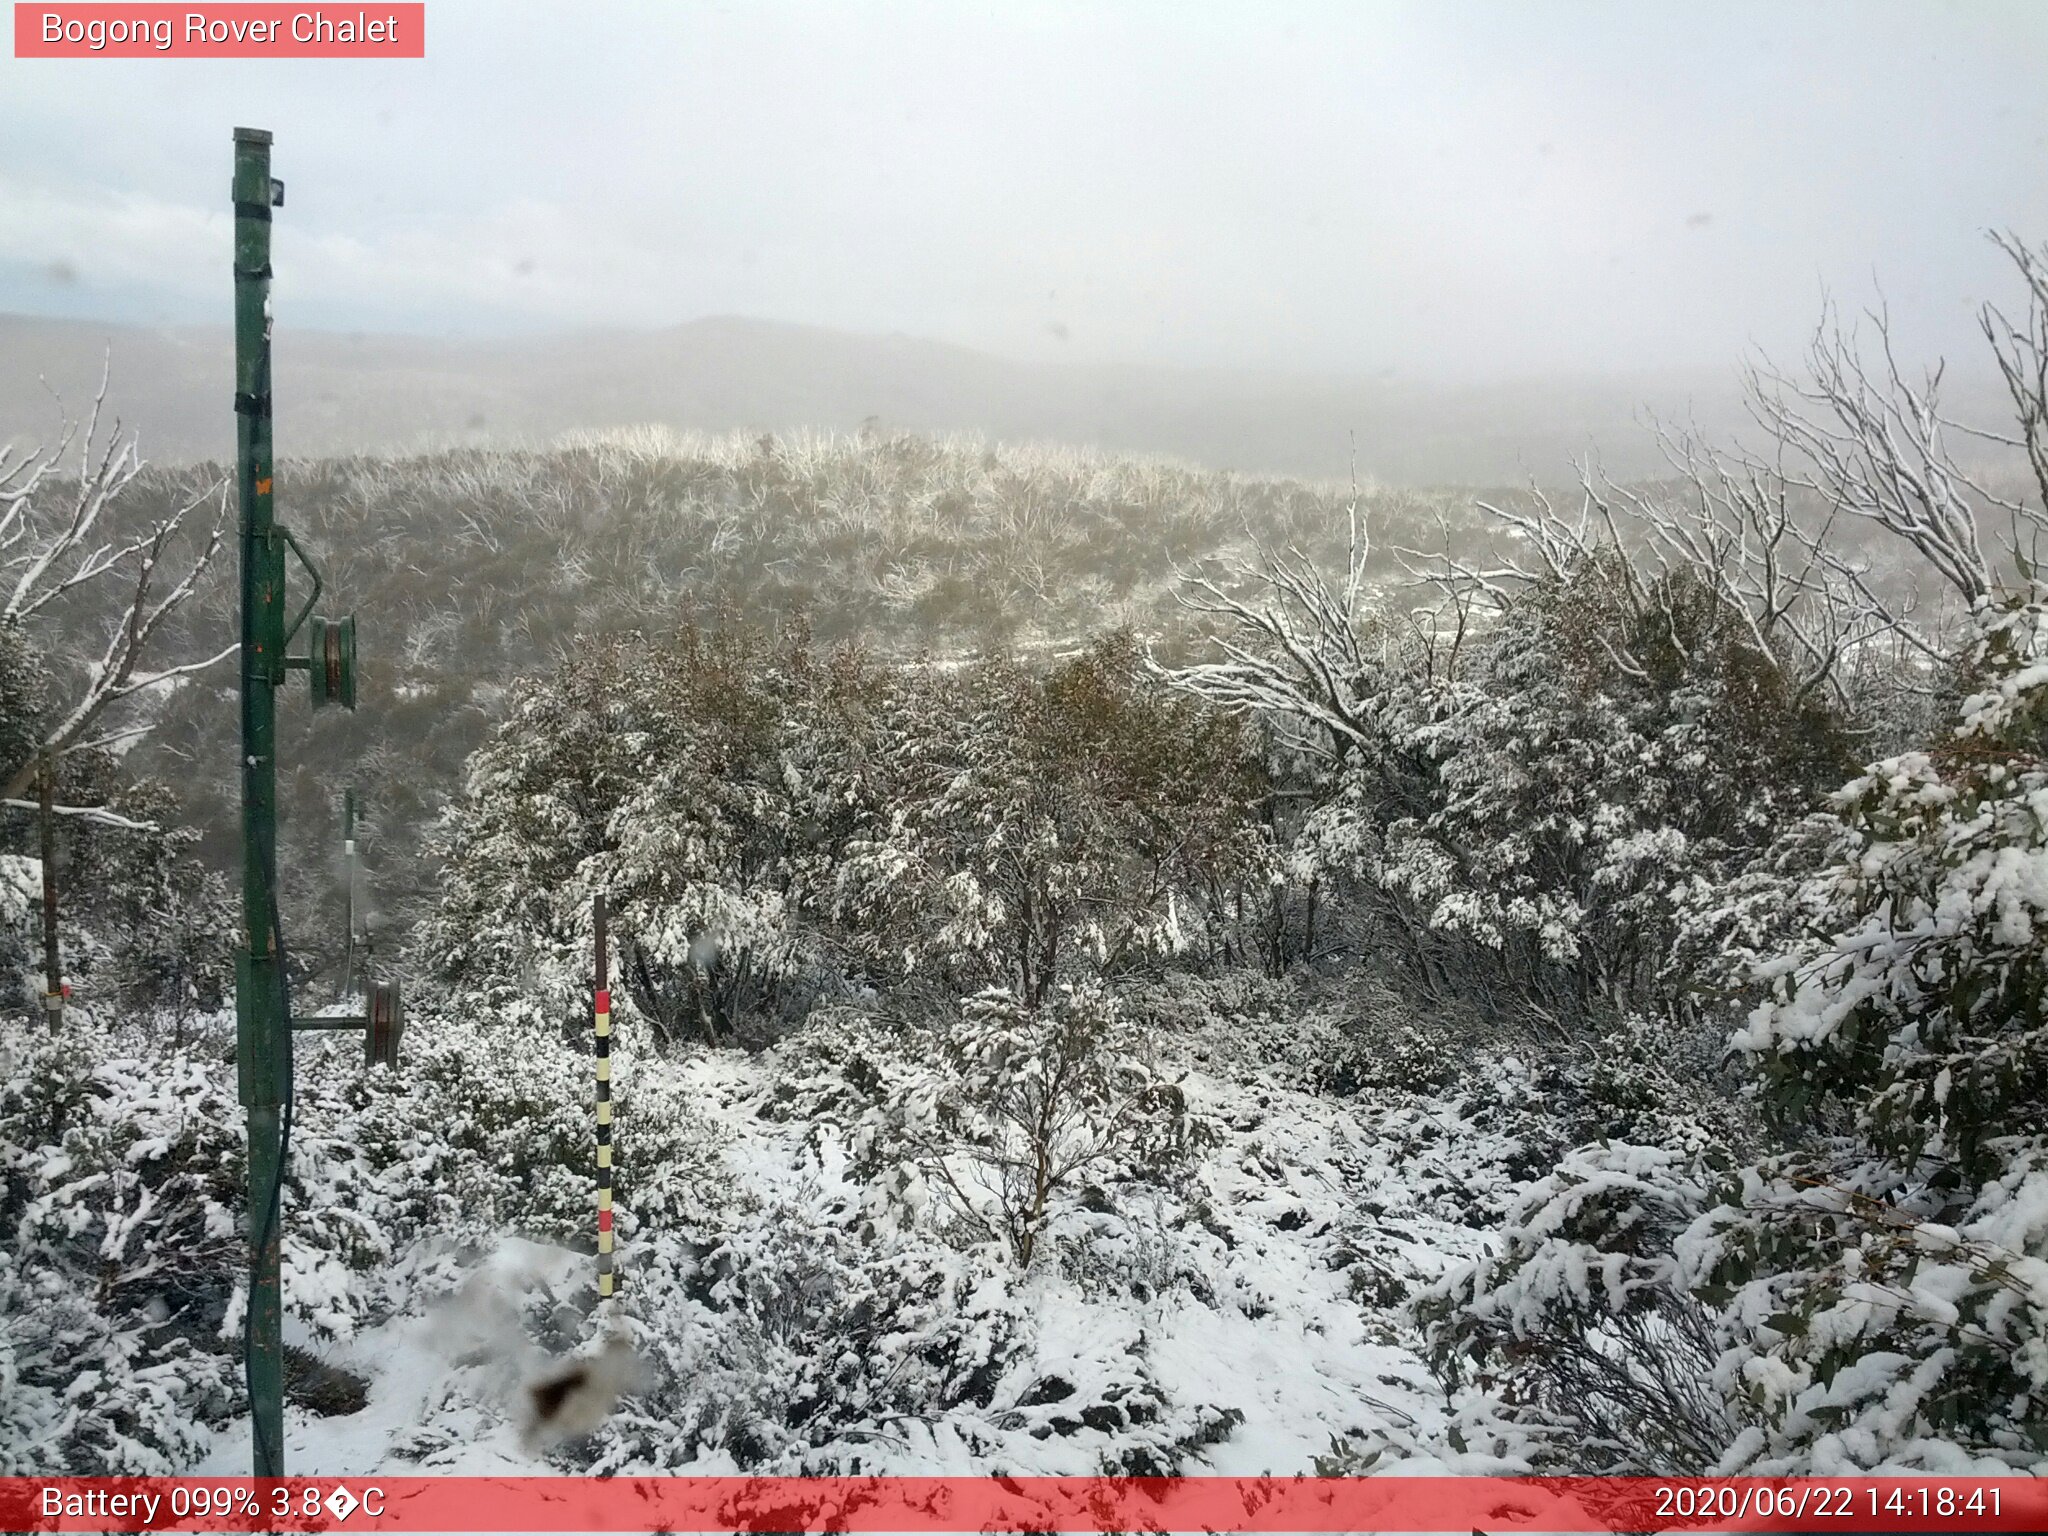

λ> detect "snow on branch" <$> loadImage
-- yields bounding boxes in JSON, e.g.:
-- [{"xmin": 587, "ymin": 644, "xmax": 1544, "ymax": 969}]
[
  {"xmin": 1420, "ymin": 425, "xmax": 1948, "ymax": 708},
  {"xmin": 1735, "ymin": 235, "xmax": 2048, "ymax": 608},
  {"xmin": 1396, "ymin": 239, "xmax": 2048, "ymax": 710},
  {"xmin": 0, "ymin": 367, "xmax": 235, "ymax": 801},
  {"xmin": 0, "ymin": 797, "xmax": 159, "ymax": 833},
  {"xmin": 1154, "ymin": 466, "xmax": 1380, "ymax": 762},
  {"xmin": 1976, "ymin": 230, "xmax": 2048, "ymax": 567}
]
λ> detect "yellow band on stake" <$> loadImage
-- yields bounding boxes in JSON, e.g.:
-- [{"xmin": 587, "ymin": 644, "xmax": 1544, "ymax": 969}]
[{"xmin": 597, "ymin": 1100, "xmax": 611, "ymax": 1124}]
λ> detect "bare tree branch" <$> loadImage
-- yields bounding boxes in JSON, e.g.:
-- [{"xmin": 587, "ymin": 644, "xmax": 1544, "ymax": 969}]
[
  {"xmin": 1152, "ymin": 476, "xmax": 1379, "ymax": 763},
  {"xmin": 0, "ymin": 797, "xmax": 159, "ymax": 833},
  {"xmin": 0, "ymin": 382, "xmax": 235, "ymax": 801},
  {"xmin": 1169, "ymin": 236, "xmax": 2048, "ymax": 770}
]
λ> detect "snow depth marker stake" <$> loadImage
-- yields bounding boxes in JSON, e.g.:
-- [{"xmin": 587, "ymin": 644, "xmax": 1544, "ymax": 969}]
[{"xmin": 595, "ymin": 892, "xmax": 616, "ymax": 1297}]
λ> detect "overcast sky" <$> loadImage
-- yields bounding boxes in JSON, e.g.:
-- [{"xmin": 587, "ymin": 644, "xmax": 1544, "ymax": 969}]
[{"xmin": 2, "ymin": 1, "xmax": 2044, "ymax": 382}]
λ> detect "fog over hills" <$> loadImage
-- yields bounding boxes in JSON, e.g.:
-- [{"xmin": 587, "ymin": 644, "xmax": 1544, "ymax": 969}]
[{"xmin": 0, "ymin": 308, "xmax": 1838, "ymax": 487}]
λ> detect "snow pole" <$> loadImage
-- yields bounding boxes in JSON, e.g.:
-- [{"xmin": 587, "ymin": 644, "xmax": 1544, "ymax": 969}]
[
  {"xmin": 232, "ymin": 125, "xmax": 289, "ymax": 1480},
  {"xmin": 594, "ymin": 893, "xmax": 616, "ymax": 1297},
  {"xmin": 231, "ymin": 126, "xmax": 376, "ymax": 1477}
]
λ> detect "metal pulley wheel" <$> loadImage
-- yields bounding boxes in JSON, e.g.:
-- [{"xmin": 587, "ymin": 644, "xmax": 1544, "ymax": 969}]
[{"xmin": 308, "ymin": 613, "xmax": 358, "ymax": 710}]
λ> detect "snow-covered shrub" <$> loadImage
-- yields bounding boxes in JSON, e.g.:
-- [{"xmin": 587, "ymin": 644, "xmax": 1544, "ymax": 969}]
[
  {"xmin": 867, "ymin": 984, "xmax": 1213, "ymax": 1267},
  {"xmin": 1118, "ymin": 966, "xmax": 1479, "ymax": 1105},
  {"xmin": 1678, "ymin": 589, "xmax": 2048, "ymax": 1474},
  {"xmin": 0, "ymin": 748, "xmax": 233, "ymax": 1024},
  {"xmin": 1396, "ymin": 1014, "xmax": 1758, "ymax": 1472},
  {"xmin": 1301, "ymin": 563, "xmax": 1855, "ymax": 1032},
  {"xmin": 0, "ymin": 1245, "xmax": 232, "ymax": 1475},
  {"xmin": 600, "ymin": 1210, "xmax": 1021, "ymax": 1473},
  {"xmin": 1664, "ymin": 810, "xmax": 1847, "ymax": 1017},
  {"xmin": 0, "ymin": 853, "xmax": 40, "ymax": 1013},
  {"xmin": 311, "ymin": 1004, "xmax": 733, "ymax": 1264},
  {"xmin": 426, "ymin": 623, "xmax": 833, "ymax": 1046},
  {"xmin": 757, "ymin": 1005, "xmax": 918, "ymax": 1143},
  {"xmin": 1120, "ymin": 969, "xmax": 1320, "ymax": 1076},
  {"xmin": 63, "ymin": 772, "xmax": 237, "ymax": 1021},
  {"xmin": 834, "ymin": 636, "xmax": 1272, "ymax": 1004},
  {"xmin": 1416, "ymin": 593, "xmax": 2048, "ymax": 1477},
  {"xmin": 1545, "ymin": 1011, "xmax": 1755, "ymax": 1156},
  {"xmin": 1415, "ymin": 1142, "xmax": 1745, "ymax": 1473},
  {"xmin": 1038, "ymin": 1185, "xmax": 1206, "ymax": 1305},
  {"xmin": 0, "ymin": 621, "xmax": 51, "ymax": 798},
  {"xmin": 1381, "ymin": 1010, "xmax": 1750, "ymax": 1230},
  {"xmin": 596, "ymin": 1196, "xmax": 1246, "ymax": 1477},
  {"xmin": 0, "ymin": 1021, "xmax": 240, "ymax": 1472},
  {"xmin": 432, "ymin": 625, "xmax": 1273, "ymax": 1054}
]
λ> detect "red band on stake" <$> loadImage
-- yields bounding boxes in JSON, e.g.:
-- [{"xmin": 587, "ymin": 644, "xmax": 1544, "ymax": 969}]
[
  {"xmin": 595, "ymin": 988, "xmax": 610, "ymax": 1012},
  {"xmin": 14, "ymin": 5, "xmax": 427, "ymax": 58}
]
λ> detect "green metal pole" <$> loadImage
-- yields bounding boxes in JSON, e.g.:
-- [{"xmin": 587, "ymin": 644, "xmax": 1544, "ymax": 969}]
[{"xmin": 232, "ymin": 125, "xmax": 287, "ymax": 1479}]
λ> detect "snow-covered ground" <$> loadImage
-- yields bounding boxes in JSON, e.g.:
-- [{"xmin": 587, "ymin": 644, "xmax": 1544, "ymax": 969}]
[{"xmin": 182, "ymin": 1016, "xmax": 1516, "ymax": 1478}]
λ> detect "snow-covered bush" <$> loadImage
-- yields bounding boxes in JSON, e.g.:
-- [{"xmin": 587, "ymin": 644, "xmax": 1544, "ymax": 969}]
[
  {"xmin": 0, "ymin": 984, "xmax": 751, "ymax": 1473},
  {"xmin": 0, "ymin": 745, "xmax": 234, "ymax": 1025},
  {"xmin": 1415, "ymin": 1142, "xmax": 1745, "ymax": 1473},
  {"xmin": 1119, "ymin": 969, "xmax": 1325, "ymax": 1077},
  {"xmin": 0, "ymin": 853, "xmax": 41, "ymax": 1013},
  {"xmin": 1678, "ymin": 588, "xmax": 2048, "ymax": 1474},
  {"xmin": 0, "ymin": 622, "xmax": 51, "ymax": 797},
  {"xmin": 310, "ymin": 1001, "xmax": 733, "ymax": 1268},
  {"xmin": 62, "ymin": 771, "xmax": 237, "ymax": 1021},
  {"xmin": 1297, "ymin": 563, "xmax": 1854, "ymax": 1031},
  {"xmin": 1395, "ymin": 1015, "xmax": 1760, "ymax": 1472},
  {"xmin": 757, "ymin": 1005, "xmax": 919, "ymax": 1141},
  {"xmin": 1117, "ymin": 966, "xmax": 1480, "ymax": 1106},
  {"xmin": 432, "ymin": 627, "xmax": 1271, "ymax": 1049},
  {"xmin": 835, "ymin": 636, "xmax": 1272, "ymax": 1004},
  {"xmin": 602, "ymin": 1211, "xmax": 1022, "ymax": 1473},
  {"xmin": 1415, "ymin": 594, "xmax": 2048, "ymax": 1477},
  {"xmin": 866, "ymin": 984, "xmax": 1213, "ymax": 1267},
  {"xmin": 0, "ymin": 1022, "xmax": 240, "ymax": 1472},
  {"xmin": 596, "ymin": 1191, "xmax": 1249, "ymax": 1477},
  {"xmin": 428, "ymin": 625, "xmax": 780, "ymax": 1043}
]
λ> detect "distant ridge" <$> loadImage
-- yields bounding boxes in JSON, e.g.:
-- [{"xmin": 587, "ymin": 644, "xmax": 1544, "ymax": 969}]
[{"xmin": 0, "ymin": 309, "xmax": 1997, "ymax": 487}]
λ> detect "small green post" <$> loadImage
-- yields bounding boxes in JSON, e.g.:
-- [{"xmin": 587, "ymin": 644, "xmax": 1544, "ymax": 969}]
[
  {"xmin": 233, "ymin": 124, "xmax": 287, "ymax": 1479},
  {"xmin": 341, "ymin": 789, "xmax": 358, "ymax": 1000}
]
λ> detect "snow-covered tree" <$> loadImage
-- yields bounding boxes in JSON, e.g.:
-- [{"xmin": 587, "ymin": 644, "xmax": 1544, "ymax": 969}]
[
  {"xmin": 1221, "ymin": 555, "xmax": 1852, "ymax": 1031},
  {"xmin": 835, "ymin": 636, "xmax": 1271, "ymax": 1006},
  {"xmin": 1675, "ymin": 587, "xmax": 2048, "ymax": 1473},
  {"xmin": 867, "ymin": 983, "xmax": 1209, "ymax": 1267},
  {"xmin": 1414, "ymin": 237, "xmax": 2048, "ymax": 1477},
  {"xmin": 0, "ymin": 1029, "xmax": 240, "ymax": 1472},
  {"xmin": 427, "ymin": 623, "xmax": 839, "ymax": 1044},
  {"xmin": 0, "ymin": 383, "xmax": 230, "ymax": 810}
]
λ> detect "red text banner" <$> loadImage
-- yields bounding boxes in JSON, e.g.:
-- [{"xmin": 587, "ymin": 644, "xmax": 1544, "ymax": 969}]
[
  {"xmin": 14, "ymin": 5, "xmax": 425, "ymax": 58},
  {"xmin": 2, "ymin": 1476, "xmax": 2044, "ymax": 1533}
]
